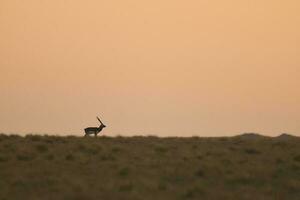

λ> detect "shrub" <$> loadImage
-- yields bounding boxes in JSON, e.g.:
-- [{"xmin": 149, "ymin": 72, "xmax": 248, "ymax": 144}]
[
  {"xmin": 45, "ymin": 138, "xmax": 55, "ymax": 144},
  {"xmin": 100, "ymin": 154, "xmax": 115, "ymax": 161},
  {"xmin": 119, "ymin": 183, "xmax": 133, "ymax": 192},
  {"xmin": 65, "ymin": 154, "xmax": 75, "ymax": 161},
  {"xmin": 226, "ymin": 177, "xmax": 264, "ymax": 187},
  {"xmin": 158, "ymin": 182, "xmax": 167, "ymax": 191},
  {"xmin": 45, "ymin": 154, "xmax": 54, "ymax": 161},
  {"xmin": 195, "ymin": 169, "xmax": 205, "ymax": 177},
  {"xmin": 78, "ymin": 144, "xmax": 100, "ymax": 155},
  {"xmin": 35, "ymin": 144, "xmax": 48, "ymax": 153},
  {"xmin": 221, "ymin": 159, "xmax": 231, "ymax": 166},
  {"xmin": 118, "ymin": 167, "xmax": 130, "ymax": 177},
  {"xmin": 3, "ymin": 144, "xmax": 15, "ymax": 153},
  {"xmin": 26, "ymin": 135, "xmax": 42, "ymax": 142},
  {"xmin": 0, "ymin": 155, "xmax": 9, "ymax": 162},
  {"xmin": 219, "ymin": 137, "xmax": 229, "ymax": 141},
  {"xmin": 290, "ymin": 164, "xmax": 300, "ymax": 172},
  {"xmin": 238, "ymin": 159, "xmax": 248, "ymax": 164},
  {"xmin": 111, "ymin": 147, "xmax": 121, "ymax": 153},
  {"xmin": 276, "ymin": 158, "xmax": 284, "ymax": 164},
  {"xmin": 244, "ymin": 148, "xmax": 261, "ymax": 155},
  {"xmin": 183, "ymin": 187, "xmax": 205, "ymax": 199},
  {"xmin": 293, "ymin": 155, "xmax": 300, "ymax": 162},
  {"xmin": 155, "ymin": 146, "xmax": 168, "ymax": 153},
  {"xmin": 183, "ymin": 156, "xmax": 189, "ymax": 161},
  {"xmin": 8, "ymin": 135, "xmax": 21, "ymax": 139},
  {"xmin": 16, "ymin": 154, "xmax": 34, "ymax": 161},
  {"xmin": 85, "ymin": 148, "xmax": 99, "ymax": 155},
  {"xmin": 196, "ymin": 155, "xmax": 203, "ymax": 160},
  {"xmin": 77, "ymin": 144, "xmax": 87, "ymax": 151},
  {"xmin": 229, "ymin": 147, "xmax": 237, "ymax": 151}
]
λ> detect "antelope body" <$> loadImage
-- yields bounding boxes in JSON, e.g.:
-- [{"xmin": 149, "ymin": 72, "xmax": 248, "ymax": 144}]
[{"xmin": 84, "ymin": 117, "xmax": 106, "ymax": 137}]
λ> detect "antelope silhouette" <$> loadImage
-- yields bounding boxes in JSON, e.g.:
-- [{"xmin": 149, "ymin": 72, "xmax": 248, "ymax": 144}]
[{"xmin": 84, "ymin": 116, "xmax": 106, "ymax": 137}]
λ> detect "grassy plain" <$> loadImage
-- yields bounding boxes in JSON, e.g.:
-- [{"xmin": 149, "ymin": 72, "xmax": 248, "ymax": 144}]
[{"xmin": 0, "ymin": 134, "xmax": 300, "ymax": 200}]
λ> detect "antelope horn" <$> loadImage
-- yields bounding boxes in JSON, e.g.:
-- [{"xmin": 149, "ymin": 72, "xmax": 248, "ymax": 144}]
[{"xmin": 97, "ymin": 116, "xmax": 103, "ymax": 124}]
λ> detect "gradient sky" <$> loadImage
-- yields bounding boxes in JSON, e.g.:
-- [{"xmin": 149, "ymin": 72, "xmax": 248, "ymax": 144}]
[{"xmin": 1, "ymin": 0, "xmax": 300, "ymax": 136}]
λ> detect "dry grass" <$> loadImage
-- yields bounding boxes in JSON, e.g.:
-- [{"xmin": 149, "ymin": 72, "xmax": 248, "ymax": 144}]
[{"xmin": 0, "ymin": 134, "xmax": 300, "ymax": 200}]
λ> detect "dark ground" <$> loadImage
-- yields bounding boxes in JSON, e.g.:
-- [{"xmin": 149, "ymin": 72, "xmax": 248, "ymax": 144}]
[{"xmin": 0, "ymin": 134, "xmax": 300, "ymax": 200}]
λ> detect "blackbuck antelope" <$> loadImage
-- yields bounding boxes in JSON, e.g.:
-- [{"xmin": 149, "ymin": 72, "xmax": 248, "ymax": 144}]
[{"xmin": 84, "ymin": 116, "xmax": 106, "ymax": 137}]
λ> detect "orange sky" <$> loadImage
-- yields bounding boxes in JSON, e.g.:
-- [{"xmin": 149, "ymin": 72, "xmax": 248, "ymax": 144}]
[{"xmin": 1, "ymin": 0, "xmax": 300, "ymax": 136}]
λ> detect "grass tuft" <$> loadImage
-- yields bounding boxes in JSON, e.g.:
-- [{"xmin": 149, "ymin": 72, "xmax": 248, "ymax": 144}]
[
  {"xmin": 244, "ymin": 148, "xmax": 261, "ymax": 155},
  {"xmin": 118, "ymin": 167, "xmax": 130, "ymax": 177},
  {"xmin": 35, "ymin": 144, "xmax": 48, "ymax": 153},
  {"xmin": 293, "ymin": 155, "xmax": 300, "ymax": 162},
  {"xmin": 65, "ymin": 154, "xmax": 75, "ymax": 161},
  {"xmin": 155, "ymin": 146, "xmax": 168, "ymax": 153},
  {"xmin": 45, "ymin": 154, "xmax": 55, "ymax": 160},
  {"xmin": 195, "ymin": 169, "xmax": 205, "ymax": 177},
  {"xmin": 16, "ymin": 153, "xmax": 34, "ymax": 161},
  {"xmin": 0, "ymin": 155, "xmax": 9, "ymax": 162},
  {"xmin": 182, "ymin": 187, "xmax": 205, "ymax": 199},
  {"xmin": 119, "ymin": 183, "xmax": 133, "ymax": 192}
]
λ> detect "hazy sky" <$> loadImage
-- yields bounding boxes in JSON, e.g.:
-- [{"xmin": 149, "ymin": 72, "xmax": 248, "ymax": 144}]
[{"xmin": 1, "ymin": 0, "xmax": 300, "ymax": 136}]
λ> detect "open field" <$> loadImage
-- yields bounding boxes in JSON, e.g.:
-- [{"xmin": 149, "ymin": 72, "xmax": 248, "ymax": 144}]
[{"xmin": 0, "ymin": 134, "xmax": 300, "ymax": 200}]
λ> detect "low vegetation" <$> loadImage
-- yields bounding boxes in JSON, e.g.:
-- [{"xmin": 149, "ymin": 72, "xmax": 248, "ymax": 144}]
[{"xmin": 0, "ymin": 134, "xmax": 299, "ymax": 200}]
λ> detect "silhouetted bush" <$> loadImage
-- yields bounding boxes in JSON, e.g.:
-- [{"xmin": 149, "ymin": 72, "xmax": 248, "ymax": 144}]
[
  {"xmin": 244, "ymin": 148, "xmax": 261, "ymax": 155},
  {"xmin": 8, "ymin": 135, "xmax": 21, "ymax": 139},
  {"xmin": 2, "ymin": 144, "xmax": 15, "ymax": 153},
  {"xmin": 219, "ymin": 137, "xmax": 229, "ymax": 141},
  {"xmin": 26, "ymin": 135, "xmax": 42, "ymax": 142},
  {"xmin": 45, "ymin": 138, "xmax": 55, "ymax": 144},
  {"xmin": 35, "ymin": 144, "xmax": 48, "ymax": 153}
]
